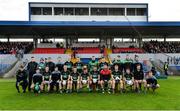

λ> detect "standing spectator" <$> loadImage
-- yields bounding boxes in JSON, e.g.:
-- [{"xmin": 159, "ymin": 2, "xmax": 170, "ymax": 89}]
[{"xmin": 163, "ymin": 62, "xmax": 169, "ymax": 76}]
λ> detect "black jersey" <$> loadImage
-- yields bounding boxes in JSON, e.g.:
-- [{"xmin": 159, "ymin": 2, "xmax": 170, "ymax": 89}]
[
  {"xmin": 81, "ymin": 72, "xmax": 89, "ymax": 80},
  {"xmin": 74, "ymin": 62, "xmax": 83, "ymax": 72},
  {"xmin": 56, "ymin": 62, "xmax": 64, "ymax": 72},
  {"xmin": 43, "ymin": 71, "xmax": 51, "ymax": 81},
  {"xmin": 71, "ymin": 72, "xmax": 79, "ymax": 81},
  {"xmin": 146, "ymin": 76, "xmax": 158, "ymax": 85},
  {"xmin": 90, "ymin": 71, "xmax": 99, "ymax": 79},
  {"xmin": 27, "ymin": 61, "xmax": 38, "ymax": 74},
  {"xmin": 61, "ymin": 70, "xmax": 70, "ymax": 80},
  {"xmin": 99, "ymin": 62, "xmax": 108, "ymax": 70},
  {"xmin": 112, "ymin": 70, "xmax": 122, "ymax": 79},
  {"xmin": 33, "ymin": 73, "xmax": 43, "ymax": 84},
  {"xmin": 16, "ymin": 70, "xmax": 27, "ymax": 82},
  {"xmin": 51, "ymin": 71, "xmax": 60, "ymax": 81},
  {"xmin": 64, "ymin": 61, "xmax": 73, "ymax": 71},
  {"xmin": 133, "ymin": 62, "xmax": 143, "ymax": 72},
  {"xmin": 134, "ymin": 70, "xmax": 144, "ymax": 80},
  {"xmin": 124, "ymin": 73, "xmax": 134, "ymax": 80},
  {"xmin": 46, "ymin": 62, "xmax": 55, "ymax": 72}
]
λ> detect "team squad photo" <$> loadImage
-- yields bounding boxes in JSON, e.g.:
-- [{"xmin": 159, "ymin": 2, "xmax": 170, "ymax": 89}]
[{"xmin": 1, "ymin": 0, "xmax": 180, "ymax": 110}]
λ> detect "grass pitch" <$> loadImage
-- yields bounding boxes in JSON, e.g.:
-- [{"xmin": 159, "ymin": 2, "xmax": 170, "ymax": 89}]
[{"xmin": 0, "ymin": 76, "xmax": 180, "ymax": 110}]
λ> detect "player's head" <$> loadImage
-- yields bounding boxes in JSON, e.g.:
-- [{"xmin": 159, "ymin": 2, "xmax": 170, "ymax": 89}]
[
  {"xmin": 134, "ymin": 55, "xmax": 139, "ymax": 62},
  {"xmin": 73, "ymin": 67, "xmax": 77, "ymax": 73},
  {"xmin": 126, "ymin": 54, "xmax": 130, "ymax": 60},
  {"xmin": 117, "ymin": 55, "xmax": 120, "ymax": 60},
  {"xmin": 63, "ymin": 65, "xmax": 67, "ymax": 71},
  {"xmin": 148, "ymin": 71, "xmax": 153, "ymax": 77},
  {"xmin": 48, "ymin": 57, "xmax": 52, "ymax": 62},
  {"xmin": 126, "ymin": 68, "xmax": 130, "ymax": 74},
  {"xmin": 101, "ymin": 57, "xmax": 105, "ymax": 62},
  {"xmin": 136, "ymin": 64, "xmax": 141, "ymax": 70},
  {"xmin": 114, "ymin": 64, "xmax": 119, "ymax": 70},
  {"xmin": 83, "ymin": 66, "xmax": 88, "ymax": 73},
  {"xmin": 104, "ymin": 63, "xmax": 108, "ymax": 69},
  {"xmin": 31, "ymin": 56, "xmax": 35, "ymax": 62},
  {"xmin": 19, "ymin": 64, "xmax": 24, "ymax": 71},
  {"xmin": 91, "ymin": 56, "xmax": 95, "ymax": 61},
  {"xmin": 40, "ymin": 58, "xmax": 44, "ymax": 62},
  {"xmin": 77, "ymin": 57, "xmax": 80, "ymax": 62},
  {"xmin": 55, "ymin": 67, "xmax": 58, "ymax": 71},
  {"xmin": 45, "ymin": 66, "xmax": 49, "ymax": 72},
  {"xmin": 45, "ymin": 58, "xmax": 48, "ymax": 62},
  {"xmin": 93, "ymin": 66, "xmax": 97, "ymax": 71}
]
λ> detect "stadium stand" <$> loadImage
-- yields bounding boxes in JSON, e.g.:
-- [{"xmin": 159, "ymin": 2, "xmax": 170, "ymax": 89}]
[
  {"xmin": 0, "ymin": 42, "xmax": 33, "ymax": 54},
  {"xmin": 143, "ymin": 41, "xmax": 180, "ymax": 53},
  {"xmin": 113, "ymin": 42, "xmax": 138, "ymax": 48},
  {"xmin": 112, "ymin": 48, "xmax": 144, "ymax": 53},
  {"xmin": 72, "ymin": 42, "xmax": 105, "ymax": 48}
]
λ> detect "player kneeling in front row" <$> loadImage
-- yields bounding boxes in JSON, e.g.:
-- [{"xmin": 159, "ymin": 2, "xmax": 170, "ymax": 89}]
[
  {"xmin": 146, "ymin": 71, "xmax": 160, "ymax": 92},
  {"xmin": 31, "ymin": 69, "xmax": 43, "ymax": 94},
  {"xmin": 124, "ymin": 68, "xmax": 134, "ymax": 92},
  {"xmin": 100, "ymin": 64, "xmax": 111, "ymax": 94},
  {"xmin": 80, "ymin": 66, "xmax": 90, "ymax": 92},
  {"xmin": 16, "ymin": 64, "xmax": 28, "ymax": 93},
  {"xmin": 111, "ymin": 64, "xmax": 123, "ymax": 94},
  {"xmin": 60, "ymin": 65, "xmax": 71, "ymax": 93},
  {"xmin": 50, "ymin": 67, "xmax": 60, "ymax": 93},
  {"xmin": 134, "ymin": 64, "xmax": 147, "ymax": 93},
  {"xmin": 89, "ymin": 66, "xmax": 100, "ymax": 92},
  {"xmin": 70, "ymin": 67, "xmax": 80, "ymax": 93},
  {"xmin": 42, "ymin": 66, "xmax": 51, "ymax": 92}
]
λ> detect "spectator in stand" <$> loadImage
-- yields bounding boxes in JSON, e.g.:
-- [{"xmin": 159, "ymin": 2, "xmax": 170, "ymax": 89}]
[
  {"xmin": 56, "ymin": 43, "xmax": 60, "ymax": 48},
  {"xmin": 60, "ymin": 42, "xmax": 64, "ymax": 48},
  {"xmin": 143, "ymin": 40, "xmax": 180, "ymax": 53},
  {"xmin": 0, "ymin": 42, "xmax": 33, "ymax": 54}
]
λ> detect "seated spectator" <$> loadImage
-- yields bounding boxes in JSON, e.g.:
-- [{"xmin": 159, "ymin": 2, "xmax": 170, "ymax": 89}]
[{"xmin": 0, "ymin": 42, "xmax": 33, "ymax": 54}]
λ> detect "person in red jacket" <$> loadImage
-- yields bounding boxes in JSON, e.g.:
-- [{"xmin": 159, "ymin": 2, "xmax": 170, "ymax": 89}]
[{"xmin": 100, "ymin": 63, "xmax": 112, "ymax": 94}]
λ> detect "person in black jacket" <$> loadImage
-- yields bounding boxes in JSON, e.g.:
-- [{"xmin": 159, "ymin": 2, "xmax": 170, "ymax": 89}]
[
  {"xmin": 64, "ymin": 58, "xmax": 73, "ymax": 72},
  {"xmin": 134, "ymin": 64, "xmax": 147, "ymax": 93},
  {"xmin": 56, "ymin": 57, "xmax": 64, "ymax": 72},
  {"xmin": 16, "ymin": 64, "xmax": 28, "ymax": 93},
  {"xmin": 27, "ymin": 56, "xmax": 38, "ymax": 91},
  {"xmin": 46, "ymin": 57, "xmax": 55, "ymax": 72},
  {"xmin": 133, "ymin": 55, "xmax": 143, "ymax": 72}
]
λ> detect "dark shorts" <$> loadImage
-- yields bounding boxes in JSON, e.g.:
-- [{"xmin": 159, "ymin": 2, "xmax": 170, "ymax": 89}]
[{"xmin": 100, "ymin": 75, "xmax": 111, "ymax": 81}]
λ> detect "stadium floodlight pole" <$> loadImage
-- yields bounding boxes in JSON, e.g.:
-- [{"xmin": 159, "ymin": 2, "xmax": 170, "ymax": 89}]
[{"xmin": 124, "ymin": 16, "xmax": 143, "ymax": 48}]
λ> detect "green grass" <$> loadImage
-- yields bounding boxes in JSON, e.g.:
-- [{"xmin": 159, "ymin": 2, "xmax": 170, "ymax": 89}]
[{"xmin": 0, "ymin": 76, "xmax": 180, "ymax": 110}]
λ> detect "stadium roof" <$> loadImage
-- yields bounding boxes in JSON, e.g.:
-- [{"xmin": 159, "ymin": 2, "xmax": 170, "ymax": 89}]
[{"xmin": 1, "ymin": 21, "xmax": 180, "ymax": 37}]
